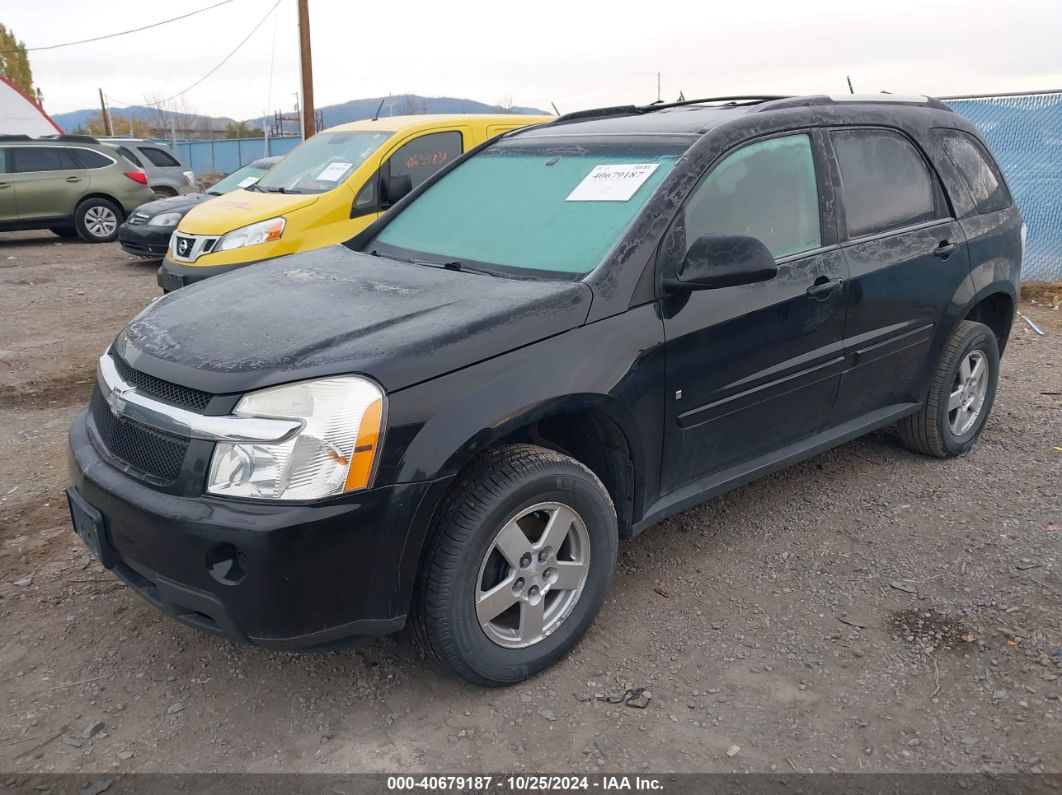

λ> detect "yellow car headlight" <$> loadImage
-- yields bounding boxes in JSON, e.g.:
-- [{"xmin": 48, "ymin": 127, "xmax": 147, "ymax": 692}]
[{"xmin": 215, "ymin": 216, "xmax": 285, "ymax": 252}]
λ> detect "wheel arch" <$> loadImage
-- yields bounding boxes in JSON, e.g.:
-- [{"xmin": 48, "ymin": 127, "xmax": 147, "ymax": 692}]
[
  {"xmin": 75, "ymin": 192, "xmax": 126, "ymax": 218},
  {"xmin": 389, "ymin": 395, "xmax": 645, "ymax": 621},
  {"xmin": 962, "ymin": 288, "xmax": 1015, "ymax": 353}
]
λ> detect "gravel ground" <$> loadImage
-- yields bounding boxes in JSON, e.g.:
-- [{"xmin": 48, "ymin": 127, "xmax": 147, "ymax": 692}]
[{"xmin": 0, "ymin": 230, "xmax": 1059, "ymax": 775}]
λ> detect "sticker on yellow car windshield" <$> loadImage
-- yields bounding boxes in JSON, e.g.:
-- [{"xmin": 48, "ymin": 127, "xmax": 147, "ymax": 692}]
[
  {"xmin": 566, "ymin": 163, "xmax": 660, "ymax": 202},
  {"xmin": 316, "ymin": 162, "xmax": 353, "ymax": 182}
]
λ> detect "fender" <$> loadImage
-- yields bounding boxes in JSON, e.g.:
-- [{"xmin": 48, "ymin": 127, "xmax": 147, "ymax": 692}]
[{"xmin": 379, "ymin": 304, "xmax": 668, "ymax": 617}]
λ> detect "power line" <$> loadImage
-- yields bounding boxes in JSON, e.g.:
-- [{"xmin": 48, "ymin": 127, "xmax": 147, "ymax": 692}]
[
  {"xmin": 108, "ymin": 0, "xmax": 282, "ymax": 110},
  {"xmin": 1, "ymin": 0, "xmax": 238, "ymax": 55}
]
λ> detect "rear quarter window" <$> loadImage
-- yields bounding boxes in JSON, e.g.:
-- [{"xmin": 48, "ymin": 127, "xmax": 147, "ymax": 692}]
[
  {"xmin": 831, "ymin": 129, "xmax": 939, "ymax": 238},
  {"xmin": 117, "ymin": 146, "xmax": 143, "ymax": 167},
  {"xmin": 140, "ymin": 147, "xmax": 181, "ymax": 167},
  {"xmin": 68, "ymin": 149, "xmax": 113, "ymax": 169},
  {"xmin": 938, "ymin": 130, "xmax": 1011, "ymax": 214}
]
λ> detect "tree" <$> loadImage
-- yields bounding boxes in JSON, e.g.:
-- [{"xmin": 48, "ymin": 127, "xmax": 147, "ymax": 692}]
[
  {"xmin": 224, "ymin": 121, "xmax": 264, "ymax": 139},
  {"xmin": 0, "ymin": 24, "xmax": 35, "ymax": 98},
  {"xmin": 82, "ymin": 111, "xmax": 152, "ymax": 138},
  {"xmin": 495, "ymin": 95, "xmax": 515, "ymax": 114}
]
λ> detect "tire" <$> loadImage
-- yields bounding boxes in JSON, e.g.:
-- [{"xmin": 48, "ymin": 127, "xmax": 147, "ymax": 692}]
[
  {"xmin": 413, "ymin": 444, "xmax": 618, "ymax": 686},
  {"xmin": 898, "ymin": 320, "xmax": 1000, "ymax": 458},
  {"xmin": 74, "ymin": 198, "xmax": 123, "ymax": 243},
  {"xmin": 49, "ymin": 226, "xmax": 79, "ymax": 238},
  {"xmin": 152, "ymin": 187, "xmax": 177, "ymax": 200}
]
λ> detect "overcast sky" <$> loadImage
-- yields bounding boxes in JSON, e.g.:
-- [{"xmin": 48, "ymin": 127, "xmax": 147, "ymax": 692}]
[{"xmin": 7, "ymin": 0, "xmax": 1062, "ymax": 121}]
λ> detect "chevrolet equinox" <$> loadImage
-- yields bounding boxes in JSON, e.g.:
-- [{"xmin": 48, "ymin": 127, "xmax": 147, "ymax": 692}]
[{"xmin": 67, "ymin": 94, "xmax": 1022, "ymax": 685}]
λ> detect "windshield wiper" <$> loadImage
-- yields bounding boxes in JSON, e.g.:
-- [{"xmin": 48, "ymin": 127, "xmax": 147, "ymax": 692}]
[
  {"xmin": 414, "ymin": 259, "xmax": 496, "ymax": 277},
  {"xmin": 442, "ymin": 260, "xmax": 497, "ymax": 277}
]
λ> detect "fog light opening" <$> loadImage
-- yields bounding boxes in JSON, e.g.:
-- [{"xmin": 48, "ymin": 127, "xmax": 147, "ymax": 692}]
[{"xmin": 206, "ymin": 543, "xmax": 246, "ymax": 586}]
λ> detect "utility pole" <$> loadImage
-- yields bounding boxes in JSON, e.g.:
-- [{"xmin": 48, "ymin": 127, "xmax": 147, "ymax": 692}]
[
  {"xmin": 657, "ymin": 72, "xmax": 661, "ymax": 103},
  {"xmin": 98, "ymin": 88, "xmax": 113, "ymax": 136},
  {"xmin": 297, "ymin": 0, "xmax": 315, "ymax": 140}
]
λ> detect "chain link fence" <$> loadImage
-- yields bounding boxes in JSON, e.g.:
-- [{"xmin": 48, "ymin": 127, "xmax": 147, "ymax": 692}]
[{"xmin": 946, "ymin": 90, "xmax": 1062, "ymax": 282}]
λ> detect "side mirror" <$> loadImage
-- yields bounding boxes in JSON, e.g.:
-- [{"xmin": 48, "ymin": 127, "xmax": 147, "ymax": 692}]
[
  {"xmin": 664, "ymin": 234, "xmax": 778, "ymax": 292},
  {"xmin": 381, "ymin": 173, "xmax": 413, "ymax": 205}
]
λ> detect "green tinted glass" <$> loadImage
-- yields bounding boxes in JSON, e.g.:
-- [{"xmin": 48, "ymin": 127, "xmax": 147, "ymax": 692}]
[
  {"xmin": 685, "ymin": 134, "xmax": 820, "ymax": 259},
  {"xmin": 374, "ymin": 142, "xmax": 682, "ymax": 278}
]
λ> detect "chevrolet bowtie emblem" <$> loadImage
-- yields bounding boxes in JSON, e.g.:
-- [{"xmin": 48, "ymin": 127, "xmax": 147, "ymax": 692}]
[{"xmin": 106, "ymin": 382, "xmax": 132, "ymax": 417}]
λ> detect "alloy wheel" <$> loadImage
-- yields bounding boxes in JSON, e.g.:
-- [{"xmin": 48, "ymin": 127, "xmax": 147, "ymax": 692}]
[
  {"xmin": 84, "ymin": 206, "xmax": 118, "ymax": 238},
  {"xmin": 948, "ymin": 349, "xmax": 989, "ymax": 435},
  {"xmin": 475, "ymin": 501, "xmax": 591, "ymax": 649}
]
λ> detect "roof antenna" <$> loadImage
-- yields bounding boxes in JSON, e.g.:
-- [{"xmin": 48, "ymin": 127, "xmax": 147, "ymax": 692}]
[
  {"xmin": 677, "ymin": 91, "xmax": 685, "ymax": 102},
  {"xmin": 846, "ymin": 75, "xmax": 855, "ymax": 94},
  {"xmin": 371, "ymin": 96, "xmax": 386, "ymax": 122},
  {"xmin": 550, "ymin": 101, "xmax": 560, "ymax": 116}
]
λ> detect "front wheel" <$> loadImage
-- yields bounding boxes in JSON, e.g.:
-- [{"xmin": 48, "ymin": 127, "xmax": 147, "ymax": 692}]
[
  {"xmin": 74, "ymin": 198, "xmax": 122, "ymax": 243},
  {"xmin": 413, "ymin": 444, "xmax": 617, "ymax": 686},
  {"xmin": 898, "ymin": 320, "xmax": 1000, "ymax": 457}
]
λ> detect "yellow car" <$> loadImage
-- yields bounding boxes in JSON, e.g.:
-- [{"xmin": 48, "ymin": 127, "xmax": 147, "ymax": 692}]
[{"xmin": 157, "ymin": 113, "xmax": 549, "ymax": 290}]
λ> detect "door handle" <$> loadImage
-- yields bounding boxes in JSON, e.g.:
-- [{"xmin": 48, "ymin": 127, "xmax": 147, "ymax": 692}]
[
  {"xmin": 806, "ymin": 276, "xmax": 844, "ymax": 299},
  {"xmin": 933, "ymin": 240, "xmax": 956, "ymax": 259},
  {"xmin": 65, "ymin": 176, "xmax": 82, "ymax": 183},
  {"xmin": 0, "ymin": 182, "xmax": 10, "ymax": 189}
]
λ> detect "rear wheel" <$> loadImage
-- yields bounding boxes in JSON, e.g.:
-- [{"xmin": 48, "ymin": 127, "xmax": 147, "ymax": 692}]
[
  {"xmin": 74, "ymin": 198, "xmax": 122, "ymax": 243},
  {"xmin": 898, "ymin": 320, "xmax": 999, "ymax": 457},
  {"xmin": 152, "ymin": 187, "xmax": 178, "ymax": 200},
  {"xmin": 413, "ymin": 444, "xmax": 617, "ymax": 686}
]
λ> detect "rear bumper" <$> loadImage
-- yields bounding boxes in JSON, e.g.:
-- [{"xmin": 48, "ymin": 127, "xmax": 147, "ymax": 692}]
[
  {"xmin": 67, "ymin": 407, "xmax": 435, "ymax": 649},
  {"xmin": 118, "ymin": 223, "xmax": 172, "ymax": 258}
]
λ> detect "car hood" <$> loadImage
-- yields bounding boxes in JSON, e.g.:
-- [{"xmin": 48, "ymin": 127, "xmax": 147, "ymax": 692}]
[
  {"xmin": 177, "ymin": 188, "xmax": 321, "ymax": 235},
  {"xmin": 132, "ymin": 193, "xmax": 210, "ymax": 218},
  {"xmin": 115, "ymin": 246, "xmax": 593, "ymax": 394}
]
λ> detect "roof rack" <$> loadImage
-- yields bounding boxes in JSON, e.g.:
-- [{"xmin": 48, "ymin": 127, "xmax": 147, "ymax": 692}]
[
  {"xmin": 554, "ymin": 95, "xmax": 788, "ymax": 124},
  {"xmin": 52, "ymin": 134, "xmax": 101, "ymax": 144},
  {"xmin": 640, "ymin": 95, "xmax": 790, "ymax": 111},
  {"xmin": 0, "ymin": 134, "xmax": 32, "ymax": 141},
  {"xmin": 751, "ymin": 94, "xmax": 951, "ymax": 112}
]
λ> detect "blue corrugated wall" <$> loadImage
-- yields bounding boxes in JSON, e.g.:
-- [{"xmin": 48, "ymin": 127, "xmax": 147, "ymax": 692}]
[
  {"xmin": 167, "ymin": 136, "xmax": 302, "ymax": 177},
  {"xmin": 948, "ymin": 91, "xmax": 1062, "ymax": 281}
]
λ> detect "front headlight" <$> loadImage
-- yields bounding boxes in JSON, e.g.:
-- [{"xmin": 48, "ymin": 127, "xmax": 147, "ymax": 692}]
[
  {"xmin": 147, "ymin": 212, "xmax": 184, "ymax": 227},
  {"xmin": 215, "ymin": 217, "xmax": 285, "ymax": 252},
  {"xmin": 206, "ymin": 376, "xmax": 384, "ymax": 501}
]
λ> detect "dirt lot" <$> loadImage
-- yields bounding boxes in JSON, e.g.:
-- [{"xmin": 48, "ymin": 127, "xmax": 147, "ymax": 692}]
[{"xmin": 0, "ymin": 230, "xmax": 1059, "ymax": 776}]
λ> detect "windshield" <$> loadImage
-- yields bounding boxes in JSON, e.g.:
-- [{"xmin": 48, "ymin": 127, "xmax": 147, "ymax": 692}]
[
  {"xmin": 255, "ymin": 131, "xmax": 391, "ymax": 194},
  {"xmin": 208, "ymin": 163, "xmax": 272, "ymax": 195},
  {"xmin": 370, "ymin": 139, "xmax": 683, "ymax": 279}
]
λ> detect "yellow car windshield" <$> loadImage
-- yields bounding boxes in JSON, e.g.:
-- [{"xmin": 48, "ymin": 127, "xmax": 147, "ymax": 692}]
[{"xmin": 256, "ymin": 131, "xmax": 391, "ymax": 195}]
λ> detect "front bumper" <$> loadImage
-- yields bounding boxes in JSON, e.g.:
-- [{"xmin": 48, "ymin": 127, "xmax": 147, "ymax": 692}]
[
  {"xmin": 67, "ymin": 407, "xmax": 432, "ymax": 649},
  {"xmin": 118, "ymin": 222, "xmax": 173, "ymax": 259},
  {"xmin": 157, "ymin": 256, "xmax": 266, "ymax": 292}
]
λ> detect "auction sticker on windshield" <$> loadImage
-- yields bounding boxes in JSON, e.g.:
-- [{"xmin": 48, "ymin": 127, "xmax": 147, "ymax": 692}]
[
  {"xmin": 566, "ymin": 163, "xmax": 660, "ymax": 202},
  {"xmin": 317, "ymin": 161, "xmax": 353, "ymax": 182}
]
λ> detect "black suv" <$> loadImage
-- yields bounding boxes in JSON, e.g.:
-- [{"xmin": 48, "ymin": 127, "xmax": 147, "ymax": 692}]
[{"xmin": 67, "ymin": 95, "xmax": 1021, "ymax": 685}]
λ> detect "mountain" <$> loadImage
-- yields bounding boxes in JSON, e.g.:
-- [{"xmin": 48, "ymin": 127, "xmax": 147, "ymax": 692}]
[
  {"xmin": 50, "ymin": 95, "xmax": 548, "ymax": 135},
  {"xmin": 246, "ymin": 95, "xmax": 549, "ymax": 129}
]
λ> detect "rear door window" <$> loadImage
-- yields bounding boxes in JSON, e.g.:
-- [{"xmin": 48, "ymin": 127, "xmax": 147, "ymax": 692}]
[
  {"xmin": 684, "ymin": 133, "xmax": 821, "ymax": 259},
  {"xmin": 938, "ymin": 130, "xmax": 1011, "ymax": 214},
  {"xmin": 10, "ymin": 147, "xmax": 64, "ymax": 173},
  {"xmin": 385, "ymin": 131, "xmax": 463, "ymax": 191},
  {"xmin": 831, "ymin": 129, "xmax": 939, "ymax": 238},
  {"xmin": 140, "ymin": 147, "xmax": 181, "ymax": 167}
]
